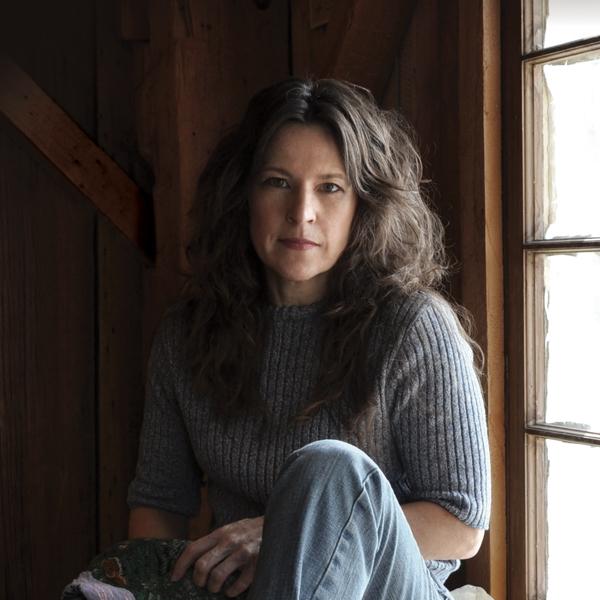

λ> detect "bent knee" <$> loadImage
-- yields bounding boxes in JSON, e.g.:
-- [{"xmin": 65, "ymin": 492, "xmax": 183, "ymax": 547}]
[
  {"xmin": 272, "ymin": 440, "xmax": 389, "ymax": 505},
  {"xmin": 288, "ymin": 439, "xmax": 375, "ymax": 473}
]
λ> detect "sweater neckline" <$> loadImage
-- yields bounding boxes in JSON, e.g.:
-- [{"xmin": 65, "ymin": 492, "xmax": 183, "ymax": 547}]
[{"xmin": 262, "ymin": 299, "xmax": 326, "ymax": 321}]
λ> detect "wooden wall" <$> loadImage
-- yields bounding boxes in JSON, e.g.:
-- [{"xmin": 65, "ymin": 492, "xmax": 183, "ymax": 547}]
[
  {"xmin": 0, "ymin": 1, "xmax": 504, "ymax": 598},
  {"xmin": 1, "ymin": 3, "xmax": 100, "ymax": 597},
  {"xmin": 1, "ymin": 113, "xmax": 97, "ymax": 599}
]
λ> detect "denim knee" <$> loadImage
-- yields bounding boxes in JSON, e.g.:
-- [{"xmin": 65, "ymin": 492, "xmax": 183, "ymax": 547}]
[{"xmin": 283, "ymin": 439, "xmax": 377, "ymax": 481}]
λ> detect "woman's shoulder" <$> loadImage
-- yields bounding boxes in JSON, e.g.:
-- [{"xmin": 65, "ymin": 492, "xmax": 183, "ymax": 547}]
[
  {"xmin": 162, "ymin": 298, "xmax": 193, "ymax": 326},
  {"xmin": 374, "ymin": 289, "xmax": 465, "ymax": 350},
  {"xmin": 150, "ymin": 300, "xmax": 193, "ymax": 364},
  {"xmin": 376, "ymin": 289, "xmax": 443, "ymax": 330}
]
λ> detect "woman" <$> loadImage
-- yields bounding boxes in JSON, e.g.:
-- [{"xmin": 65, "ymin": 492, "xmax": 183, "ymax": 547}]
[{"xmin": 127, "ymin": 77, "xmax": 491, "ymax": 599}]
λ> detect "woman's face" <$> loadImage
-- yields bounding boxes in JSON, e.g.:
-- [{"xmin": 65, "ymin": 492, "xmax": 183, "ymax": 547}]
[{"xmin": 249, "ymin": 123, "xmax": 358, "ymax": 305}]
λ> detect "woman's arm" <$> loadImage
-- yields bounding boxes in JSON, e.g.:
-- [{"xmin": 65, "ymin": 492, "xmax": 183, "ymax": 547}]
[
  {"xmin": 391, "ymin": 296, "xmax": 491, "ymax": 561},
  {"xmin": 128, "ymin": 506, "xmax": 188, "ymax": 540},
  {"xmin": 402, "ymin": 501, "xmax": 484, "ymax": 560},
  {"xmin": 127, "ymin": 309, "xmax": 204, "ymax": 523}
]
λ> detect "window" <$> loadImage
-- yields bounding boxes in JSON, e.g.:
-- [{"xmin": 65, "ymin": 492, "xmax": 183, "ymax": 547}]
[{"xmin": 506, "ymin": 1, "xmax": 600, "ymax": 598}]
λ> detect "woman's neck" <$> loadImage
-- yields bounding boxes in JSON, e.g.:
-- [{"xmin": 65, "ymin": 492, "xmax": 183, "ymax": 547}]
[{"xmin": 264, "ymin": 270, "xmax": 328, "ymax": 306}]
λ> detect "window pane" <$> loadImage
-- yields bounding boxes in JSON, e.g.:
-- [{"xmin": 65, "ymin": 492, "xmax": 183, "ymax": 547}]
[
  {"xmin": 530, "ymin": 0, "xmax": 600, "ymax": 50},
  {"xmin": 539, "ymin": 252, "xmax": 600, "ymax": 432},
  {"xmin": 545, "ymin": 438, "xmax": 600, "ymax": 599},
  {"xmin": 532, "ymin": 51, "xmax": 600, "ymax": 239}
]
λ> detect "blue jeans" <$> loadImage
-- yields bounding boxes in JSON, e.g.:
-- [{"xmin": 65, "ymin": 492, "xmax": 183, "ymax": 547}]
[{"xmin": 248, "ymin": 440, "xmax": 453, "ymax": 600}]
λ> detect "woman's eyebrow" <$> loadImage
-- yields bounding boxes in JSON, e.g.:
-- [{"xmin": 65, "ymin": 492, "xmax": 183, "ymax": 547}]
[
  {"xmin": 316, "ymin": 173, "xmax": 347, "ymax": 181},
  {"xmin": 260, "ymin": 166, "xmax": 348, "ymax": 181},
  {"xmin": 259, "ymin": 166, "xmax": 290, "ymax": 175}
]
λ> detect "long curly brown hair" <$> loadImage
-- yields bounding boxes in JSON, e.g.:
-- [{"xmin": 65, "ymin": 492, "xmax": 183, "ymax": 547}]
[{"xmin": 181, "ymin": 77, "xmax": 451, "ymax": 427}]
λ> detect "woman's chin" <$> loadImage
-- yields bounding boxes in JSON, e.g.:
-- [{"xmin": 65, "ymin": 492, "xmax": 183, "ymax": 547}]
[{"xmin": 263, "ymin": 266, "xmax": 331, "ymax": 301}]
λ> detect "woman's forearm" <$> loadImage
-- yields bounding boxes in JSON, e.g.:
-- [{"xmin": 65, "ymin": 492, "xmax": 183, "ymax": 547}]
[
  {"xmin": 401, "ymin": 501, "xmax": 484, "ymax": 561},
  {"xmin": 128, "ymin": 502, "xmax": 482, "ymax": 562},
  {"xmin": 128, "ymin": 506, "xmax": 188, "ymax": 540}
]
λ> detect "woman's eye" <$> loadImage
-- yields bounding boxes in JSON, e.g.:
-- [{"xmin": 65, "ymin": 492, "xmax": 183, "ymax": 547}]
[
  {"xmin": 321, "ymin": 182, "xmax": 342, "ymax": 193},
  {"xmin": 264, "ymin": 177, "xmax": 288, "ymax": 188}
]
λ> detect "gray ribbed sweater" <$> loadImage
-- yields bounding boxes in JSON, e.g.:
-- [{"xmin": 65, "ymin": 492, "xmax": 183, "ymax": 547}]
[{"xmin": 127, "ymin": 291, "xmax": 491, "ymax": 586}]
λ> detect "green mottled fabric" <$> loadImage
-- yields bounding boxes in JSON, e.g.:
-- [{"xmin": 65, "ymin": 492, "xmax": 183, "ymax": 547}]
[{"xmin": 85, "ymin": 538, "xmax": 247, "ymax": 599}]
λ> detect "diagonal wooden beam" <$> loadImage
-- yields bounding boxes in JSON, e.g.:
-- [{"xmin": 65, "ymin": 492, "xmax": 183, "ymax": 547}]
[
  {"xmin": 0, "ymin": 54, "xmax": 154, "ymax": 263},
  {"xmin": 318, "ymin": 0, "xmax": 418, "ymax": 100}
]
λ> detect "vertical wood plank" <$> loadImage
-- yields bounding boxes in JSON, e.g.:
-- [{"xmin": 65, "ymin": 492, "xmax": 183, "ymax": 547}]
[
  {"xmin": 381, "ymin": 56, "xmax": 400, "ymax": 110},
  {"xmin": 503, "ymin": 0, "xmax": 527, "ymax": 597},
  {"xmin": 291, "ymin": 0, "xmax": 313, "ymax": 78},
  {"xmin": 96, "ymin": 218, "xmax": 144, "ymax": 549},
  {"xmin": 397, "ymin": 0, "xmax": 462, "ymax": 298},
  {"xmin": 120, "ymin": 0, "xmax": 150, "ymax": 41},
  {"xmin": 96, "ymin": 0, "xmax": 147, "ymax": 550},
  {"xmin": 0, "ymin": 2, "xmax": 99, "ymax": 596},
  {"xmin": 456, "ymin": 1, "xmax": 506, "ymax": 596},
  {"xmin": 0, "ymin": 120, "xmax": 96, "ymax": 599}
]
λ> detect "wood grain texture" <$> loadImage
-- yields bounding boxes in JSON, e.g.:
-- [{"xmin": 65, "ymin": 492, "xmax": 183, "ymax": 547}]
[
  {"xmin": 292, "ymin": 0, "xmax": 315, "ymax": 78},
  {"xmin": 381, "ymin": 57, "xmax": 401, "ymax": 111},
  {"xmin": 291, "ymin": 0, "xmax": 341, "ymax": 80},
  {"xmin": 318, "ymin": 0, "xmax": 417, "ymax": 100},
  {"xmin": 455, "ymin": 1, "xmax": 505, "ymax": 596},
  {"xmin": 0, "ymin": 119, "xmax": 96, "ymax": 599},
  {"xmin": 0, "ymin": 55, "xmax": 153, "ymax": 261},
  {"xmin": 96, "ymin": 217, "xmax": 144, "ymax": 549},
  {"xmin": 0, "ymin": 5, "xmax": 100, "ymax": 597},
  {"xmin": 96, "ymin": 0, "xmax": 147, "ymax": 550},
  {"xmin": 503, "ymin": 0, "xmax": 527, "ymax": 597},
  {"xmin": 120, "ymin": 0, "xmax": 150, "ymax": 41},
  {"xmin": 291, "ymin": 0, "xmax": 416, "ymax": 102},
  {"xmin": 397, "ymin": 0, "xmax": 462, "ymax": 296},
  {"xmin": 0, "ymin": 1, "xmax": 96, "ymax": 138}
]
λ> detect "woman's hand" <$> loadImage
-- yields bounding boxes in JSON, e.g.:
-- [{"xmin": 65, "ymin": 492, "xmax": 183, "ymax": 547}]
[{"xmin": 170, "ymin": 516, "xmax": 263, "ymax": 597}]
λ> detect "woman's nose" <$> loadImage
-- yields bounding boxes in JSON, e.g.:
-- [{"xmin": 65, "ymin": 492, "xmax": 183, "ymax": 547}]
[{"xmin": 286, "ymin": 188, "xmax": 317, "ymax": 224}]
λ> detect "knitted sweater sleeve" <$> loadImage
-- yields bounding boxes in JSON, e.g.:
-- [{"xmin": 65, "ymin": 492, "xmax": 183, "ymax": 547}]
[
  {"xmin": 127, "ymin": 309, "xmax": 203, "ymax": 518},
  {"xmin": 390, "ymin": 296, "xmax": 491, "ymax": 530}
]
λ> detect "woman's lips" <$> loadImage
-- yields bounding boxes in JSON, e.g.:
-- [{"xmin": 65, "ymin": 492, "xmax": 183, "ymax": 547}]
[{"xmin": 279, "ymin": 238, "xmax": 320, "ymax": 250}]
